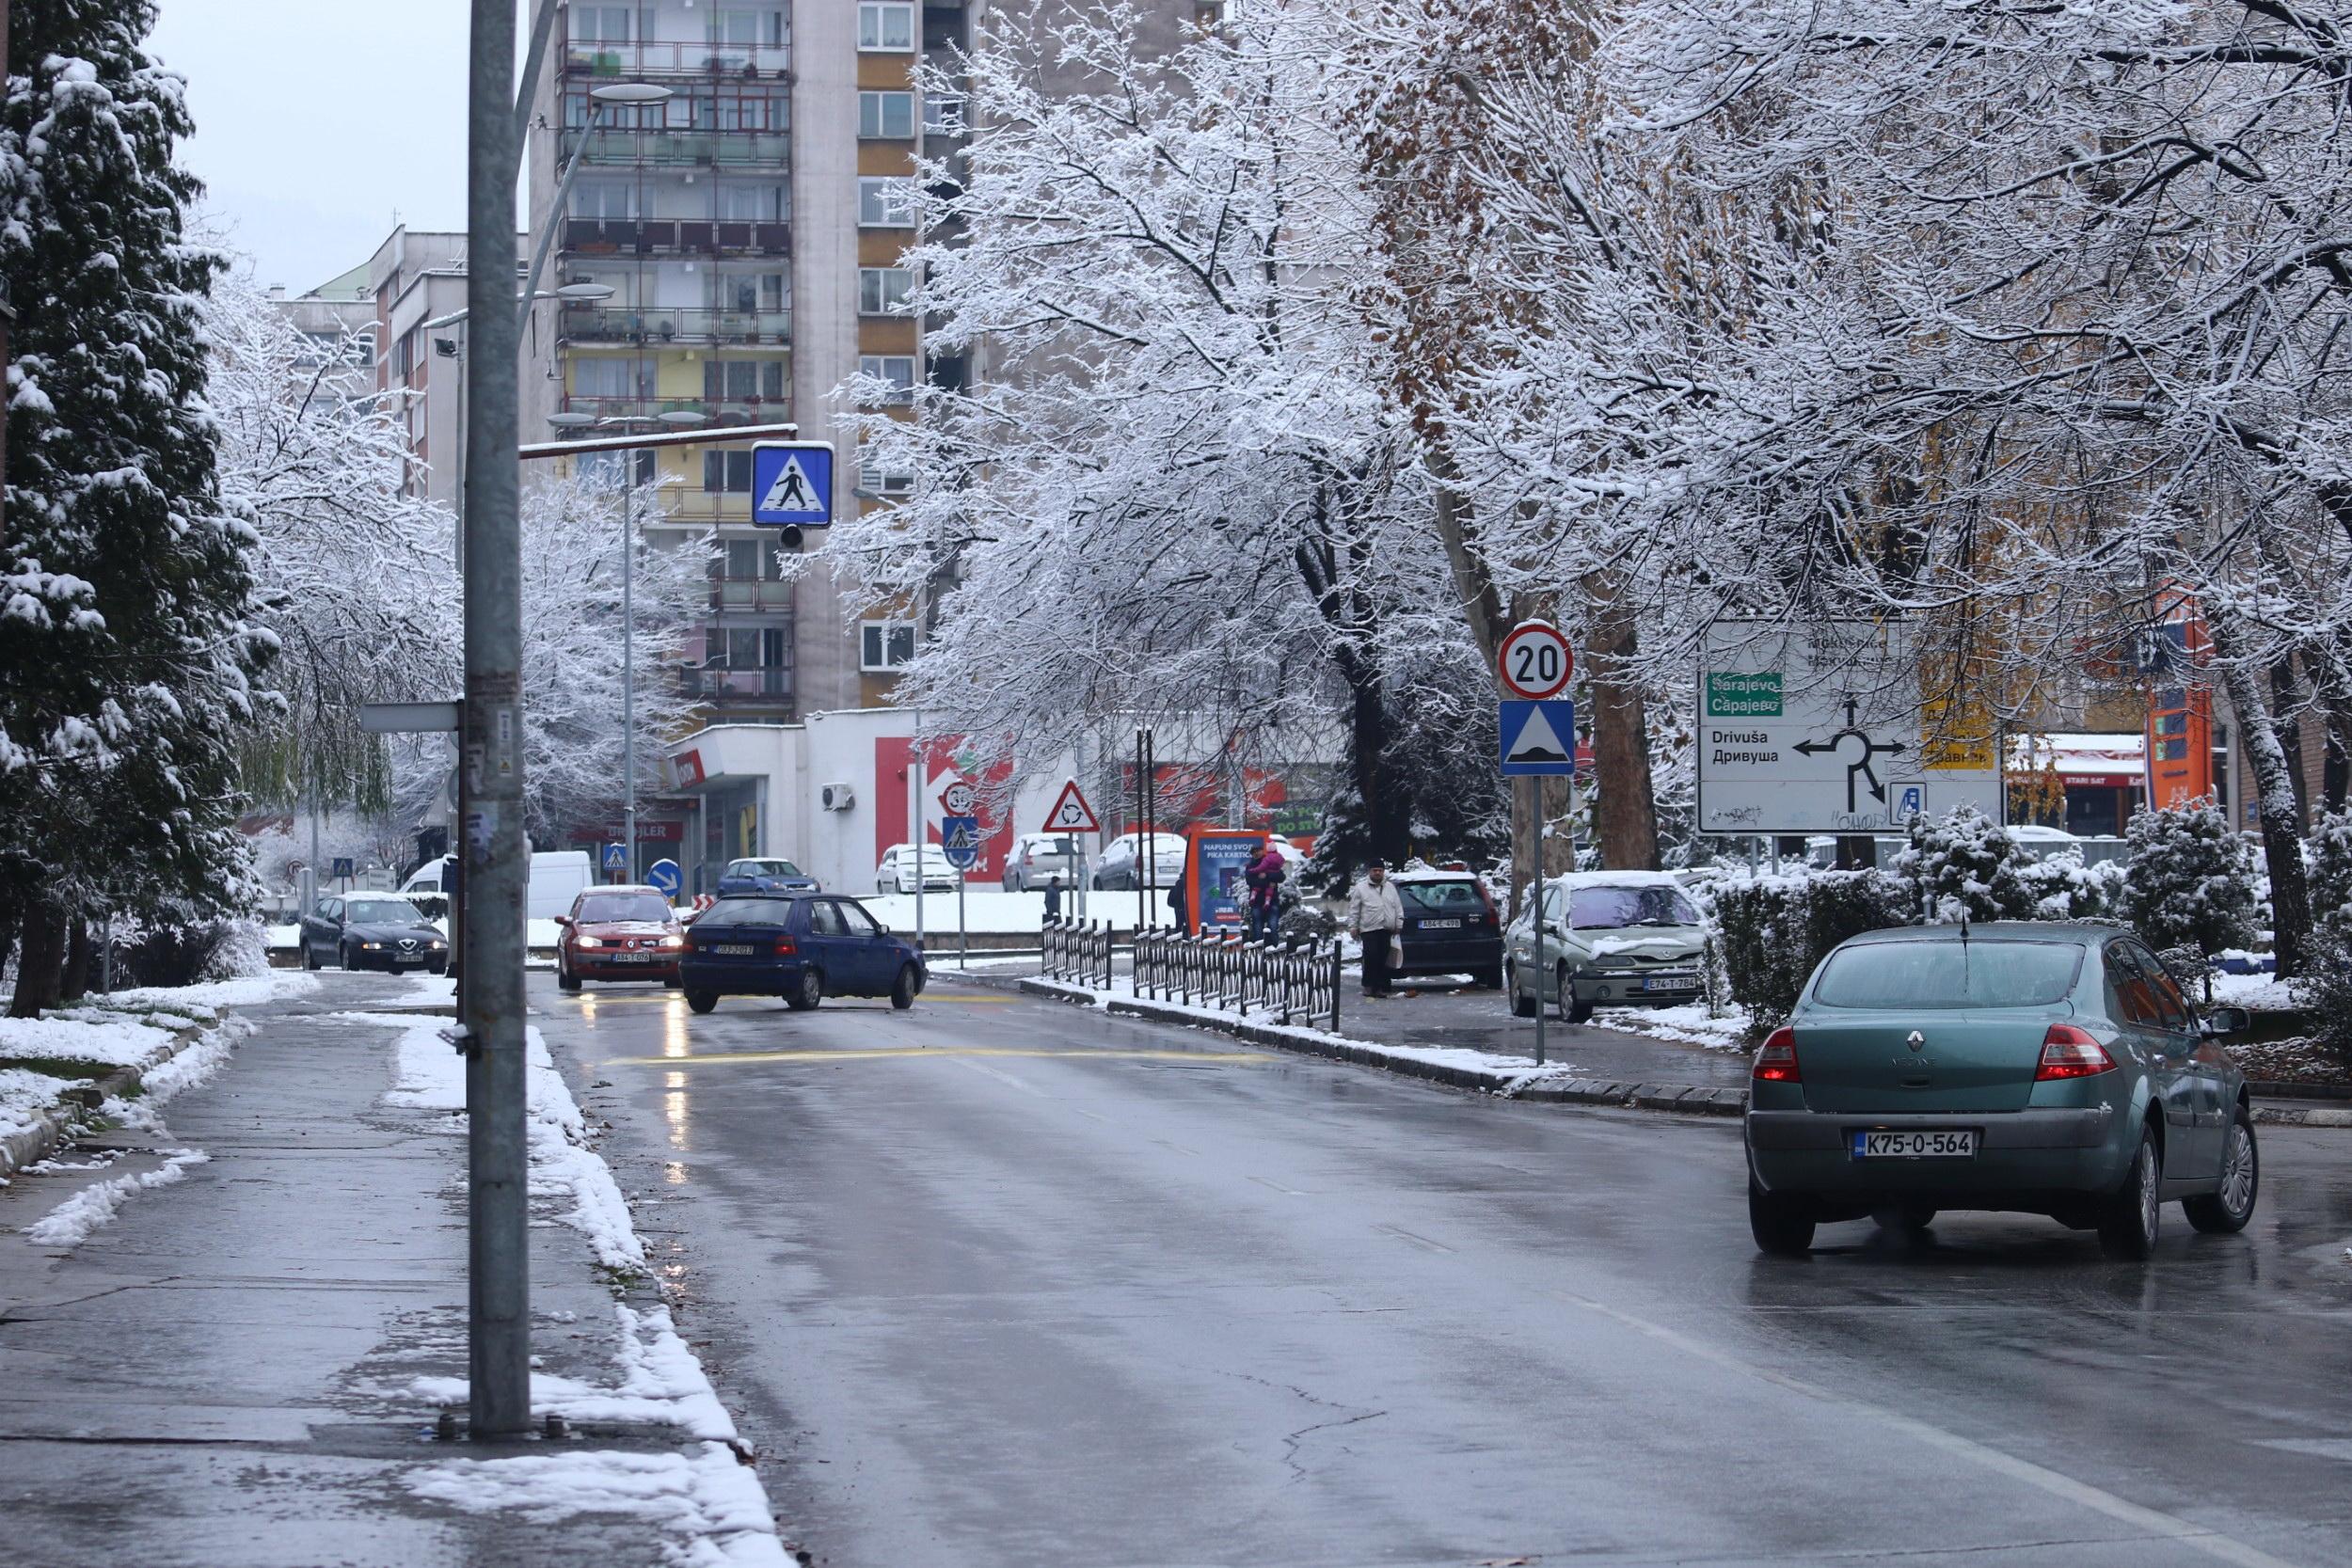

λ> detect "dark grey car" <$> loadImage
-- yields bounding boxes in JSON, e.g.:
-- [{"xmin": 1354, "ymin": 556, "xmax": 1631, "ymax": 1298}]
[{"xmin": 300, "ymin": 894, "xmax": 449, "ymax": 974}]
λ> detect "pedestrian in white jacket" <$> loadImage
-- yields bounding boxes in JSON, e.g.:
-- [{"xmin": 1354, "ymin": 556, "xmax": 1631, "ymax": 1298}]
[{"xmin": 1347, "ymin": 862, "xmax": 1405, "ymax": 998}]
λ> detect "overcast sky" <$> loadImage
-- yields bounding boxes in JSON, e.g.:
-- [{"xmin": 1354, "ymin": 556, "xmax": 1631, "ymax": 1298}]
[{"xmin": 151, "ymin": 1, "xmax": 491, "ymax": 294}]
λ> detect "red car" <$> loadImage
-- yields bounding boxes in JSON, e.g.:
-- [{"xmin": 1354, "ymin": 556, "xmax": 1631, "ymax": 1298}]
[{"xmin": 555, "ymin": 885, "xmax": 686, "ymax": 990}]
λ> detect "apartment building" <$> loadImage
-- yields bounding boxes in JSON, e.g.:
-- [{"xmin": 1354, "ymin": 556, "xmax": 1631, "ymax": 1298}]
[{"xmin": 363, "ymin": 229, "xmax": 474, "ymax": 515}]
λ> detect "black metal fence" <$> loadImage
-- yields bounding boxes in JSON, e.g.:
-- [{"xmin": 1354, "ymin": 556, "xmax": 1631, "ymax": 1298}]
[
  {"xmin": 1040, "ymin": 917, "xmax": 1115, "ymax": 989},
  {"xmin": 1136, "ymin": 929, "xmax": 1343, "ymax": 1031}
]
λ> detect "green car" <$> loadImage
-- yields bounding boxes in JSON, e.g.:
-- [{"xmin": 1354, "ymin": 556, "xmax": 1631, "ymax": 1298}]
[{"xmin": 1744, "ymin": 923, "xmax": 2257, "ymax": 1259}]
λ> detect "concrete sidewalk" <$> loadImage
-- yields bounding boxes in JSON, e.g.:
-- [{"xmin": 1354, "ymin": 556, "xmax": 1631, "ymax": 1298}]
[{"xmin": 0, "ymin": 975, "xmax": 787, "ymax": 1568}]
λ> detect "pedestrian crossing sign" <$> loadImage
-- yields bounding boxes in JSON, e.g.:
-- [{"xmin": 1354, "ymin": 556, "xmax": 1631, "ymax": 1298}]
[{"xmin": 751, "ymin": 441, "xmax": 834, "ymax": 527}]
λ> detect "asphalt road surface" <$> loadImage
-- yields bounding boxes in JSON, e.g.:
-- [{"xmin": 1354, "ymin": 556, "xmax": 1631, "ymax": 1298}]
[{"xmin": 540, "ymin": 972, "xmax": 2352, "ymax": 1568}]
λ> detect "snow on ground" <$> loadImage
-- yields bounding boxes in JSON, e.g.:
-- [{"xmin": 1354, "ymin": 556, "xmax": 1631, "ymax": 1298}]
[
  {"xmin": 0, "ymin": 1011, "xmax": 183, "ymax": 1069},
  {"xmin": 2209, "ymin": 971, "xmax": 2297, "ymax": 1010},
  {"xmin": 1591, "ymin": 1002, "xmax": 1753, "ymax": 1053},
  {"xmin": 0, "ymin": 992, "xmax": 249, "ymax": 1149},
  {"xmin": 365, "ymin": 990, "xmax": 787, "ymax": 1564},
  {"xmin": 103, "ymin": 970, "xmax": 319, "ymax": 1010},
  {"xmin": 24, "ymin": 1148, "xmax": 209, "ymax": 1246}
]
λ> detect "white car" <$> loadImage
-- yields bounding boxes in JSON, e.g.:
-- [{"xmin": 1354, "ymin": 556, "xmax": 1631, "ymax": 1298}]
[
  {"xmin": 876, "ymin": 843, "xmax": 961, "ymax": 895},
  {"xmin": 1002, "ymin": 832, "xmax": 1088, "ymax": 891},
  {"xmin": 1092, "ymin": 832, "xmax": 1187, "ymax": 891}
]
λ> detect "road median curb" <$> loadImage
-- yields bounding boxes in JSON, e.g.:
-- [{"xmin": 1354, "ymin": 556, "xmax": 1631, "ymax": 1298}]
[
  {"xmin": 1017, "ymin": 976, "xmax": 1746, "ymax": 1117},
  {"xmin": 0, "ymin": 1021, "xmax": 210, "ymax": 1179}
]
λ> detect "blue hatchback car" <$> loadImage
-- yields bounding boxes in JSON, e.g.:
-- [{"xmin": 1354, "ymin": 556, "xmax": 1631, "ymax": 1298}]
[
  {"xmin": 714, "ymin": 857, "xmax": 820, "ymax": 897},
  {"xmin": 679, "ymin": 893, "xmax": 925, "ymax": 1014}
]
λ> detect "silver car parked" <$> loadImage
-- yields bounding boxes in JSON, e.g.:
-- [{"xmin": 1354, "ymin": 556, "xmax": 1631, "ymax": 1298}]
[{"xmin": 1505, "ymin": 872, "xmax": 1708, "ymax": 1022}]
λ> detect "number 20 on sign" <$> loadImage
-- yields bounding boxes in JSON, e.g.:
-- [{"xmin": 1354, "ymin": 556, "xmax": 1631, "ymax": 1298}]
[{"xmin": 1499, "ymin": 621, "xmax": 1574, "ymax": 701}]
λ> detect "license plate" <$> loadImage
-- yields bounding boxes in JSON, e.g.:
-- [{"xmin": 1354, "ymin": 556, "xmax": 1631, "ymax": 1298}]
[
  {"xmin": 1420, "ymin": 918, "xmax": 1463, "ymax": 929},
  {"xmin": 1851, "ymin": 1129, "xmax": 1978, "ymax": 1159},
  {"xmin": 1643, "ymin": 974, "xmax": 1694, "ymax": 991},
  {"xmin": 712, "ymin": 944, "xmax": 756, "ymax": 957},
  {"xmin": 615, "ymin": 952, "xmax": 652, "ymax": 963}
]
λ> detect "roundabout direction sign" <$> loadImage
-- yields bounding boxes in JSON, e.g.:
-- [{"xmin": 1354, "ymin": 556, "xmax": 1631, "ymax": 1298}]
[{"xmin": 1498, "ymin": 621, "xmax": 1574, "ymax": 701}]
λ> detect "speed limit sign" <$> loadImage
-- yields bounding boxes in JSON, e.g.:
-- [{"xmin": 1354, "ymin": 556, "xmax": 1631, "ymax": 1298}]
[{"xmin": 1498, "ymin": 621, "xmax": 1574, "ymax": 701}]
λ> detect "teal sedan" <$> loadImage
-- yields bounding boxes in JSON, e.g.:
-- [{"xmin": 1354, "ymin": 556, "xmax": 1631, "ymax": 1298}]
[{"xmin": 1745, "ymin": 923, "xmax": 2256, "ymax": 1259}]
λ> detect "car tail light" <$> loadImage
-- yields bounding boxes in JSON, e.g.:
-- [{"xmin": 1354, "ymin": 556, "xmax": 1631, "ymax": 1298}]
[
  {"xmin": 2035, "ymin": 1023, "xmax": 2115, "ymax": 1080},
  {"xmin": 1753, "ymin": 1025, "xmax": 1800, "ymax": 1083},
  {"xmin": 771, "ymin": 937, "xmax": 798, "ymax": 956}
]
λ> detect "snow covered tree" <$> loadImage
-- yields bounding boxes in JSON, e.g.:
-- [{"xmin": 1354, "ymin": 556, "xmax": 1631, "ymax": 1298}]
[
  {"xmin": 1892, "ymin": 806, "xmax": 2032, "ymax": 926},
  {"xmin": 0, "ymin": 4, "xmax": 269, "ymax": 1013},
  {"xmin": 2122, "ymin": 803, "xmax": 2258, "ymax": 965},
  {"xmin": 2307, "ymin": 808, "xmax": 2352, "ymax": 928}
]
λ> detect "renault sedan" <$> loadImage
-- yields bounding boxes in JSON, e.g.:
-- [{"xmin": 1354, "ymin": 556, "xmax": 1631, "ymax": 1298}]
[{"xmin": 1744, "ymin": 923, "xmax": 2255, "ymax": 1259}]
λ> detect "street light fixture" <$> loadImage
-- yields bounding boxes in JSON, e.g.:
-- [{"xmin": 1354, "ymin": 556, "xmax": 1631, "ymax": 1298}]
[
  {"xmin": 657, "ymin": 410, "xmax": 706, "ymax": 426},
  {"xmin": 546, "ymin": 411, "xmax": 597, "ymax": 428},
  {"xmin": 552, "ymin": 281, "xmax": 616, "ymax": 301}
]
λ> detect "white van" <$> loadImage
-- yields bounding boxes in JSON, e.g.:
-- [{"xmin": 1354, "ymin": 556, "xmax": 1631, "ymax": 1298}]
[{"xmin": 401, "ymin": 850, "xmax": 597, "ymax": 921}]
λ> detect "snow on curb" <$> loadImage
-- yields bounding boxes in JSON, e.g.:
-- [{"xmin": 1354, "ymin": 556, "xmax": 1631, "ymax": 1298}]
[
  {"xmin": 366, "ymin": 998, "xmax": 787, "ymax": 1565},
  {"xmin": 2, "ymin": 1001, "xmax": 250, "ymax": 1180},
  {"xmin": 24, "ymin": 1148, "xmax": 210, "ymax": 1245}
]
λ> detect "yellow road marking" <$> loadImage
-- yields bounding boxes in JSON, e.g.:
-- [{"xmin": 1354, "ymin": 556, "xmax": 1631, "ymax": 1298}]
[{"xmin": 602, "ymin": 1045, "xmax": 1271, "ymax": 1068}]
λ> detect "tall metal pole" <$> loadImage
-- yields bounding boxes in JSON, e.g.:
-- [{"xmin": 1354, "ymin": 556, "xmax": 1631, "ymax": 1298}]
[
  {"xmin": 462, "ymin": 0, "xmax": 532, "ymax": 1439},
  {"xmin": 622, "ymin": 450, "xmax": 637, "ymax": 880},
  {"xmin": 1532, "ymin": 775, "xmax": 1546, "ymax": 1069}
]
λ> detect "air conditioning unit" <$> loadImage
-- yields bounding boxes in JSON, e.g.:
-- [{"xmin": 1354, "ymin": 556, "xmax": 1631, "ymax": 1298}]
[{"xmin": 819, "ymin": 783, "xmax": 855, "ymax": 812}]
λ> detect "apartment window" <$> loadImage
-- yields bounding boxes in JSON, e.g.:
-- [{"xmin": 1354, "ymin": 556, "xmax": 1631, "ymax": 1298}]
[
  {"xmin": 859, "ymin": 356, "xmax": 916, "ymax": 401},
  {"xmin": 861, "ymin": 620, "xmax": 917, "ymax": 672},
  {"xmin": 393, "ymin": 329, "xmax": 415, "ymax": 380},
  {"xmin": 720, "ymin": 271, "xmax": 788, "ymax": 314},
  {"xmin": 571, "ymin": 356, "xmax": 651, "ymax": 398},
  {"xmin": 574, "ymin": 6, "xmax": 632, "ymax": 43},
  {"xmin": 718, "ymin": 182, "xmax": 789, "ymax": 222},
  {"xmin": 705, "ymin": 358, "xmax": 787, "ymax": 402},
  {"xmin": 703, "ymin": 451, "xmax": 756, "ymax": 493},
  {"xmin": 859, "ymin": 90, "xmax": 915, "ymax": 140},
  {"xmin": 714, "ymin": 86, "xmax": 789, "ymax": 131},
  {"xmin": 859, "ymin": 267, "xmax": 914, "ymax": 315},
  {"xmin": 858, "ymin": 177, "xmax": 915, "ymax": 228},
  {"xmin": 713, "ymin": 8, "xmax": 787, "ymax": 48},
  {"xmin": 857, "ymin": 2, "xmax": 914, "ymax": 50},
  {"xmin": 922, "ymin": 93, "xmax": 965, "ymax": 135},
  {"xmin": 572, "ymin": 181, "xmax": 635, "ymax": 220}
]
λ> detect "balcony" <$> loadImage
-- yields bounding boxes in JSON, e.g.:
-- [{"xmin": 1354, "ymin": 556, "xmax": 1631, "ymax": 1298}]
[
  {"xmin": 682, "ymin": 667, "xmax": 795, "ymax": 704},
  {"xmin": 555, "ymin": 395, "xmax": 793, "ymax": 427},
  {"xmin": 563, "ymin": 127, "xmax": 790, "ymax": 169},
  {"xmin": 564, "ymin": 40, "xmax": 792, "ymax": 79},
  {"xmin": 709, "ymin": 576, "xmax": 796, "ymax": 611},
  {"xmin": 560, "ymin": 305, "xmax": 791, "ymax": 347},
  {"xmin": 561, "ymin": 218, "xmax": 791, "ymax": 259}
]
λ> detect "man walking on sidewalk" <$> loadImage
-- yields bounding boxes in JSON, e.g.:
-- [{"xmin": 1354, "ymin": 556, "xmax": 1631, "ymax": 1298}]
[{"xmin": 1347, "ymin": 859, "xmax": 1404, "ymax": 999}]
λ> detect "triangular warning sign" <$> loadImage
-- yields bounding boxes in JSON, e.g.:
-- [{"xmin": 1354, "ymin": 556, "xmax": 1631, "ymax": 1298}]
[
  {"xmin": 759, "ymin": 453, "xmax": 818, "ymax": 514},
  {"xmin": 1041, "ymin": 778, "xmax": 1100, "ymax": 833},
  {"xmin": 1504, "ymin": 705, "xmax": 1571, "ymax": 765}
]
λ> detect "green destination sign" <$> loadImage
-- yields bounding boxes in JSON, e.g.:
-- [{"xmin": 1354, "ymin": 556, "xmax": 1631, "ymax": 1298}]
[{"xmin": 1706, "ymin": 672, "xmax": 1784, "ymax": 718}]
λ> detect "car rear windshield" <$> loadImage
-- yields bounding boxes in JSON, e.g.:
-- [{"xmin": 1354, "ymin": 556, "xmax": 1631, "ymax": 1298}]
[
  {"xmin": 1569, "ymin": 885, "xmax": 1700, "ymax": 930},
  {"xmin": 702, "ymin": 897, "xmax": 801, "ymax": 927},
  {"xmin": 1812, "ymin": 940, "xmax": 2085, "ymax": 1010},
  {"xmin": 579, "ymin": 893, "xmax": 672, "ymax": 924},
  {"xmin": 1399, "ymin": 880, "xmax": 1485, "ymax": 915}
]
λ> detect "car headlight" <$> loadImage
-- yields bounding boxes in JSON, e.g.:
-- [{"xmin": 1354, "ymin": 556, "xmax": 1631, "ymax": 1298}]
[
  {"xmin": 573, "ymin": 935, "xmax": 604, "ymax": 949},
  {"xmin": 361, "ymin": 942, "xmax": 384, "ymax": 950},
  {"xmin": 429, "ymin": 940, "xmax": 447, "ymax": 950},
  {"xmin": 659, "ymin": 934, "xmax": 684, "ymax": 948}
]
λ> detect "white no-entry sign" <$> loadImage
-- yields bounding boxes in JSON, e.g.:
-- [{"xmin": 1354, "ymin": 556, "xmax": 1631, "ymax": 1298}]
[{"xmin": 1499, "ymin": 621, "xmax": 1574, "ymax": 701}]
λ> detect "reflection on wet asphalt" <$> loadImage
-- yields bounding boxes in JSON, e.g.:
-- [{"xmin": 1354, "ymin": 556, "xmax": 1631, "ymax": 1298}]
[{"xmin": 541, "ymin": 973, "xmax": 2352, "ymax": 1568}]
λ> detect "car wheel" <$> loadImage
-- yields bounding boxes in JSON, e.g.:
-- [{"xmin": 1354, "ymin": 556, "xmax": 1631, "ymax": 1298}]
[
  {"xmin": 684, "ymin": 990, "xmax": 718, "ymax": 1015},
  {"xmin": 1507, "ymin": 962, "xmax": 1536, "ymax": 1019},
  {"xmin": 1749, "ymin": 1178, "xmax": 1816, "ymax": 1257},
  {"xmin": 1559, "ymin": 963, "xmax": 1594, "ymax": 1023},
  {"xmin": 891, "ymin": 964, "xmax": 919, "ymax": 1010},
  {"xmin": 879, "ymin": 879, "xmax": 892, "ymax": 895},
  {"xmin": 1092, "ymin": 874, "xmax": 1105, "ymax": 891},
  {"xmin": 2097, "ymin": 1125, "xmax": 2164, "ymax": 1259},
  {"xmin": 429, "ymin": 961, "xmax": 448, "ymax": 977},
  {"xmin": 2185, "ymin": 1107, "xmax": 2259, "ymax": 1234},
  {"xmin": 341, "ymin": 942, "xmax": 359, "ymax": 972},
  {"xmin": 1475, "ymin": 963, "xmax": 1504, "ymax": 990},
  {"xmin": 558, "ymin": 964, "xmax": 581, "ymax": 993},
  {"xmin": 303, "ymin": 941, "xmax": 321, "ymax": 972},
  {"xmin": 787, "ymin": 968, "xmax": 823, "ymax": 1011}
]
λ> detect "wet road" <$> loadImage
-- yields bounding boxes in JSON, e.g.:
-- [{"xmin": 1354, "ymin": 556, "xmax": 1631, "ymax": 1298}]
[{"xmin": 540, "ymin": 972, "xmax": 2352, "ymax": 1568}]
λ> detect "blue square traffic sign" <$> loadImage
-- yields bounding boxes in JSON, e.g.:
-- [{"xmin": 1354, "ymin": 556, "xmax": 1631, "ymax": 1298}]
[
  {"xmin": 1499, "ymin": 700, "xmax": 1578, "ymax": 776},
  {"xmin": 751, "ymin": 441, "xmax": 834, "ymax": 528}
]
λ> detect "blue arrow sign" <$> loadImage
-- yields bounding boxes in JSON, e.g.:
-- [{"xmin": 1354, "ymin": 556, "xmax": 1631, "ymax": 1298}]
[
  {"xmin": 751, "ymin": 441, "xmax": 834, "ymax": 528},
  {"xmin": 644, "ymin": 858, "xmax": 683, "ymax": 898},
  {"xmin": 940, "ymin": 814, "xmax": 980, "ymax": 870},
  {"xmin": 1499, "ymin": 700, "xmax": 1578, "ymax": 777}
]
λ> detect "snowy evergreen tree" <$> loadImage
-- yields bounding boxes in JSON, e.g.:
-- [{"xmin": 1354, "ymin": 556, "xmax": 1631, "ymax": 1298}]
[
  {"xmin": 1892, "ymin": 806, "xmax": 2032, "ymax": 925},
  {"xmin": 0, "ymin": 3, "xmax": 269, "ymax": 1013},
  {"xmin": 2305, "ymin": 807, "xmax": 2352, "ymax": 928},
  {"xmin": 2122, "ymin": 803, "xmax": 2258, "ymax": 963}
]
